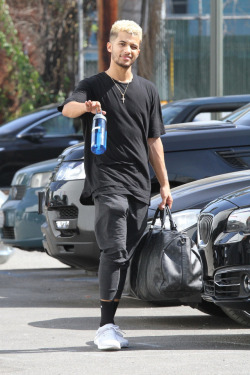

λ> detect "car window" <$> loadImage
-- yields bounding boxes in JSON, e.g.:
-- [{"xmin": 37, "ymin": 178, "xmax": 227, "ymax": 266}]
[
  {"xmin": 33, "ymin": 115, "xmax": 82, "ymax": 136},
  {"xmin": 233, "ymin": 111, "xmax": 250, "ymax": 126},
  {"xmin": 223, "ymin": 106, "xmax": 250, "ymax": 123},
  {"xmin": 193, "ymin": 111, "xmax": 231, "ymax": 121},
  {"xmin": 0, "ymin": 111, "xmax": 50, "ymax": 135},
  {"xmin": 161, "ymin": 104, "xmax": 186, "ymax": 124}
]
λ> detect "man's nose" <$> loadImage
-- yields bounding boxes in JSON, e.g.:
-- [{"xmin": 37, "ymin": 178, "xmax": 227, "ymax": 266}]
[{"xmin": 124, "ymin": 45, "xmax": 131, "ymax": 54}]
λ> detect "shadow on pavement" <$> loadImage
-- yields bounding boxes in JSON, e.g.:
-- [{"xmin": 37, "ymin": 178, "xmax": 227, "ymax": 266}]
[
  {"xmin": 1, "ymin": 331, "xmax": 250, "ymax": 354},
  {"xmin": 28, "ymin": 314, "xmax": 240, "ymax": 332}
]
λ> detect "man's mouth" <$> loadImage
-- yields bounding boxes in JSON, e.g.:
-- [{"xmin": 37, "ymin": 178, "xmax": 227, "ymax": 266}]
[{"xmin": 121, "ymin": 55, "xmax": 131, "ymax": 61}]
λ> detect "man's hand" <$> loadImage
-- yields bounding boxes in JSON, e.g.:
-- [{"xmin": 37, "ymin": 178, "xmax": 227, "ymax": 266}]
[
  {"xmin": 159, "ymin": 185, "xmax": 173, "ymax": 210},
  {"xmin": 85, "ymin": 100, "xmax": 106, "ymax": 115},
  {"xmin": 62, "ymin": 100, "xmax": 106, "ymax": 118},
  {"xmin": 147, "ymin": 137, "xmax": 173, "ymax": 210}
]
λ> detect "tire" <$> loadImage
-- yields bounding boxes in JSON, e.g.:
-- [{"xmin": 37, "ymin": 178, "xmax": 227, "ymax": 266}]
[
  {"xmin": 221, "ymin": 307, "xmax": 250, "ymax": 327},
  {"xmin": 196, "ymin": 299, "xmax": 226, "ymax": 317}
]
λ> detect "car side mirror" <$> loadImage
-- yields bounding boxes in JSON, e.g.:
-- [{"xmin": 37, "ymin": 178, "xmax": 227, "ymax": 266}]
[{"xmin": 17, "ymin": 126, "xmax": 46, "ymax": 142}]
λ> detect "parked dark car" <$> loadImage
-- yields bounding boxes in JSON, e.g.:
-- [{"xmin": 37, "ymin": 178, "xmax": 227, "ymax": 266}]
[
  {"xmin": 162, "ymin": 103, "xmax": 250, "ymax": 186},
  {"xmin": 198, "ymin": 187, "xmax": 250, "ymax": 326},
  {"xmin": 161, "ymin": 94, "xmax": 250, "ymax": 126},
  {"xmin": 44, "ymin": 101, "xmax": 250, "ymax": 198},
  {"xmin": 0, "ymin": 159, "xmax": 58, "ymax": 250},
  {"xmin": 1, "ymin": 94, "xmax": 250, "ymax": 187},
  {"xmin": 0, "ymin": 104, "xmax": 83, "ymax": 187}
]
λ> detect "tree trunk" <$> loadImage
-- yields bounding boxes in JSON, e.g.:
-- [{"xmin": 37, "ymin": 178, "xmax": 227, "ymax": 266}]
[
  {"xmin": 97, "ymin": 0, "xmax": 118, "ymax": 72},
  {"xmin": 137, "ymin": 0, "xmax": 161, "ymax": 81}
]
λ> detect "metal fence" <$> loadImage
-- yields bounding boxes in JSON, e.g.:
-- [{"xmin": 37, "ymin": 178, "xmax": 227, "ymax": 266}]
[{"xmin": 155, "ymin": 18, "xmax": 250, "ymax": 101}]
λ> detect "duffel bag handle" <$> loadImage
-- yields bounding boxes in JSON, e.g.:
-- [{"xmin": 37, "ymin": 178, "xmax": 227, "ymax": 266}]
[{"xmin": 151, "ymin": 206, "xmax": 177, "ymax": 231}]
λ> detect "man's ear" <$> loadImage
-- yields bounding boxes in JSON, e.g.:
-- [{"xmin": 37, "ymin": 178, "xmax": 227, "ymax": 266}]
[{"xmin": 107, "ymin": 42, "xmax": 112, "ymax": 53}]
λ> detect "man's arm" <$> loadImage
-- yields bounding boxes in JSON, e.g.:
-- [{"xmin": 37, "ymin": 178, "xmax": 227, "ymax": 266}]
[
  {"xmin": 148, "ymin": 137, "xmax": 173, "ymax": 210},
  {"xmin": 62, "ymin": 100, "xmax": 106, "ymax": 118}
]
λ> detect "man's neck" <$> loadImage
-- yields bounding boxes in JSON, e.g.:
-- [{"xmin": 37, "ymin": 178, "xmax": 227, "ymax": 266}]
[{"xmin": 105, "ymin": 67, "xmax": 133, "ymax": 83}]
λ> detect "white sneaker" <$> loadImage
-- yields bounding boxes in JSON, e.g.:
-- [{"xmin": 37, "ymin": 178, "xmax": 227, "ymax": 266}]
[
  {"xmin": 113, "ymin": 325, "xmax": 129, "ymax": 348},
  {"xmin": 94, "ymin": 324, "xmax": 121, "ymax": 350}
]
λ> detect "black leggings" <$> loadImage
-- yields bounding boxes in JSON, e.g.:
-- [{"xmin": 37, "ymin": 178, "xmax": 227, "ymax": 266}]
[{"xmin": 94, "ymin": 194, "xmax": 148, "ymax": 300}]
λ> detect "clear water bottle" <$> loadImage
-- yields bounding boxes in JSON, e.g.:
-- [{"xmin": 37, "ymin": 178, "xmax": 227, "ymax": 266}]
[{"xmin": 91, "ymin": 110, "xmax": 107, "ymax": 155}]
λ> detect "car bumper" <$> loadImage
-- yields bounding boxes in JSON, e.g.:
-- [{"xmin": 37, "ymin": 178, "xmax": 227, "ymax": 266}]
[
  {"xmin": 202, "ymin": 265, "xmax": 250, "ymax": 310},
  {"xmin": 0, "ymin": 200, "xmax": 45, "ymax": 250},
  {"xmin": 42, "ymin": 180, "xmax": 100, "ymax": 270}
]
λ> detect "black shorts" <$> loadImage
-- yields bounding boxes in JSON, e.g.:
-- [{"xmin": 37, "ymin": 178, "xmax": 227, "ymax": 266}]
[{"xmin": 94, "ymin": 193, "xmax": 148, "ymax": 263}]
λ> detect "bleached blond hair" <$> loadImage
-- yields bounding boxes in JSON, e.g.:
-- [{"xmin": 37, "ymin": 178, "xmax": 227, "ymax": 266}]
[{"xmin": 110, "ymin": 20, "xmax": 142, "ymax": 43}]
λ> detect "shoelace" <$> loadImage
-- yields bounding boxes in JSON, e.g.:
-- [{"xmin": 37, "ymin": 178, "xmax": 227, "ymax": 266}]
[{"xmin": 113, "ymin": 325, "xmax": 126, "ymax": 337}]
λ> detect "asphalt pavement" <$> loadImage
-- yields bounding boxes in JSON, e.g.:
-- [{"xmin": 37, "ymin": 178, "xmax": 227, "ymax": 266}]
[{"xmin": 1, "ymin": 249, "xmax": 250, "ymax": 375}]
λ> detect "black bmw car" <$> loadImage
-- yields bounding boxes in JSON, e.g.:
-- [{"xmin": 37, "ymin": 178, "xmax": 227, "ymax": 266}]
[{"xmin": 198, "ymin": 187, "xmax": 250, "ymax": 326}]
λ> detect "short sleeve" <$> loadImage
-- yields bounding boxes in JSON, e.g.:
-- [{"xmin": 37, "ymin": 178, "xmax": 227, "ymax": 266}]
[
  {"xmin": 58, "ymin": 80, "xmax": 89, "ymax": 112},
  {"xmin": 148, "ymin": 89, "xmax": 165, "ymax": 138}
]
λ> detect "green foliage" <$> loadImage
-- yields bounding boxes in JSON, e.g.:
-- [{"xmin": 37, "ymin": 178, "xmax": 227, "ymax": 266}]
[{"xmin": 0, "ymin": 0, "xmax": 64, "ymax": 123}]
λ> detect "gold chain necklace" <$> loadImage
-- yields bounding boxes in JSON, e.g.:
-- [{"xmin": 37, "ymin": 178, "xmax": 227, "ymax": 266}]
[{"xmin": 110, "ymin": 77, "xmax": 131, "ymax": 104}]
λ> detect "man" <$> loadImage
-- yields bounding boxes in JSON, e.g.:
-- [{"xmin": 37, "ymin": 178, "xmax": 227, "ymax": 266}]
[{"xmin": 59, "ymin": 19, "xmax": 173, "ymax": 350}]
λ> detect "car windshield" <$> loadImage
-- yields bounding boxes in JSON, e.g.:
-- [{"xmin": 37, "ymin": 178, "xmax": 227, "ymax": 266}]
[
  {"xmin": 222, "ymin": 106, "xmax": 250, "ymax": 125},
  {"xmin": 161, "ymin": 104, "xmax": 186, "ymax": 124}
]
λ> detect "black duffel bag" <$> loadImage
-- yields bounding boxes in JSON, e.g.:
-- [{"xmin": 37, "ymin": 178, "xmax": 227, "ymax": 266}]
[{"xmin": 130, "ymin": 206, "xmax": 203, "ymax": 301}]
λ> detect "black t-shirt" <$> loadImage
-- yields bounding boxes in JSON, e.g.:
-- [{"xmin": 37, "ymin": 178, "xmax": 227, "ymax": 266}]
[{"xmin": 58, "ymin": 72, "xmax": 165, "ymax": 205}]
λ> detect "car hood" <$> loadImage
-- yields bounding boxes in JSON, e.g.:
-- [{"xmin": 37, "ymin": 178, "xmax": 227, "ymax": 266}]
[
  {"xmin": 161, "ymin": 120, "xmax": 249, "ymax": 151},
  {"xmin": 55, "ymin": 120, "xmax": 248, "ymax": 160},
  {"xmin": 149, "ymin": 170, "xmax": 250, "ymax": 214},
  {"xmin": 14, "ymin": 159, "xmax": 58, "ymax": 175},
  {"xmin": 58, "ymin": 141, "xmax": 84, "ymax": 161}
]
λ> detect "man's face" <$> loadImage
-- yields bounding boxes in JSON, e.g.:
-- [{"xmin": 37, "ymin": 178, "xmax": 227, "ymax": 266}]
[{"xmin": 107, "ymin": 31, "xmax": 140, "ymax": 69}]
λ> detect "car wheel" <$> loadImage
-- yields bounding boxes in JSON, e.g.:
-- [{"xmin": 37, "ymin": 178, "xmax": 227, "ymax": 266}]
[
  {"xmin": 221, "ymin": 307, "xmax": 250, "ymax": 327},
  {"xmin": 196, "ymin": 299, "xmax": 226, "ymax": 317}
]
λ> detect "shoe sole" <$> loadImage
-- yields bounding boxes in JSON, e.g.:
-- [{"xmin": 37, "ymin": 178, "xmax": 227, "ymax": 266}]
[
  {"xmin": 94, "ymin": 339, "xmax": 121, "ymax": 350},
  {"xmin": 97, "ymin": 344, "xmax": 121, "ymax": 350}
]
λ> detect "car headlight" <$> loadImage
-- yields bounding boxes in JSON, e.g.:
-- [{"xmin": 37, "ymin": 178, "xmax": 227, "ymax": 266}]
[
  {"xmin": 155, "ymin": 209, "xmax": 201, "ymax": 231},
  {"xmin": 54, "ymin": 161, "xmax": 85, "ymax": 181},
  {"xmin": 227, "ymin": 208, "xmax": 250, "ymax": 233},
  {"xmin": 30, "ymin": 172, "xmax": 52, "ymax": 188}
]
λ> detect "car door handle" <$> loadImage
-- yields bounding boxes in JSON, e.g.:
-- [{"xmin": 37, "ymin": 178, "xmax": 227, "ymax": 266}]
[{"xmin": 68, "ymin": 140, "xmax": 79, "ymax": 145}]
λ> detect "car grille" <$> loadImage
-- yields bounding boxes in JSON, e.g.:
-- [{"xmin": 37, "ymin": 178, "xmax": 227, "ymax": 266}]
[
  {"xmin": 58, "ymin": 206, "xmax": 78, "ymax": 219},
  {"xmin": 204, "ymin": 271, "xmax": 241, "ymax": 299},
  {"xmin": 198, "ymin": 214, "xmax": 213, "ymax": 245},
  {"xmin": 2, "ymin": 226, "xmax": 15, "ymax": 239},
  {"xmin": 214, "ymin": 270, "xmax": 241, "ymax": 298},
  {"xmin": 10, "ymin": 185, "xmax": 26, "ymax": 200}
]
